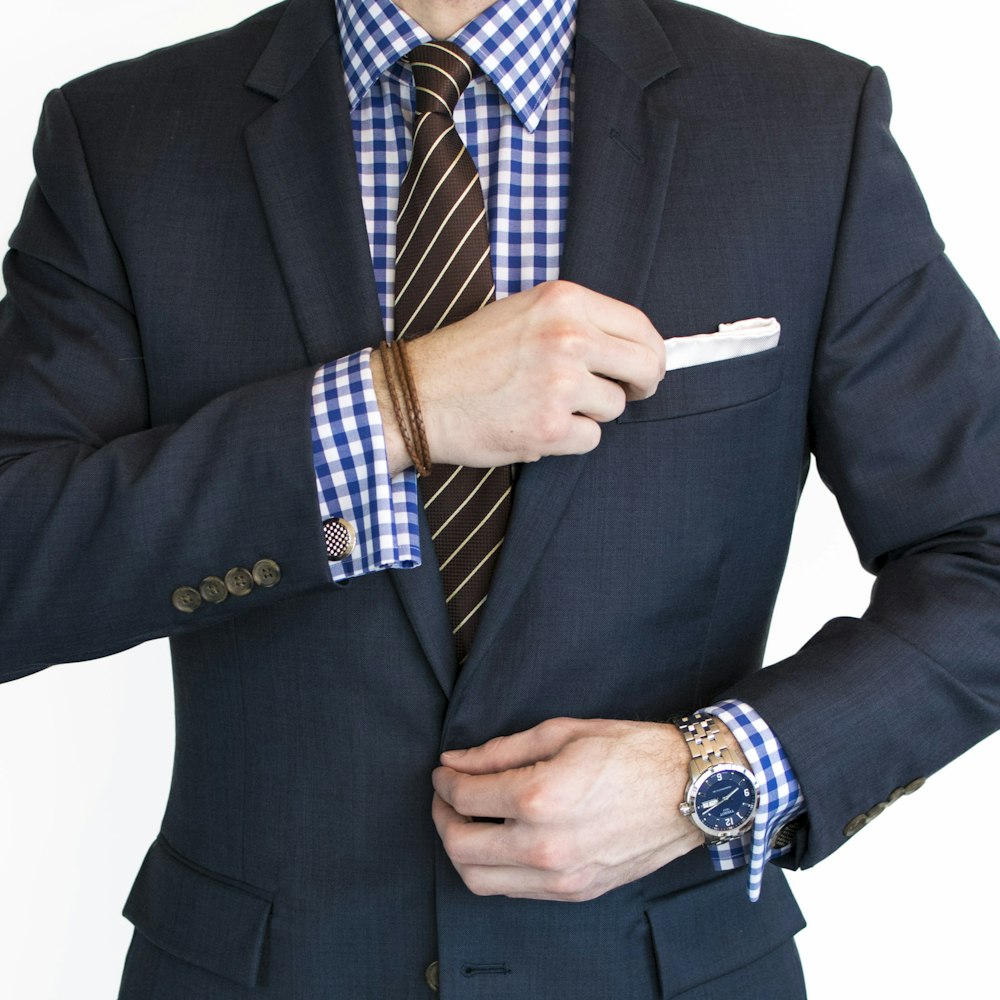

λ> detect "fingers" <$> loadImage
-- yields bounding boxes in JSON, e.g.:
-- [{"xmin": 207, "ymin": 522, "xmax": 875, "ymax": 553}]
[
  {"xmin": 431, "ymin": 718, "xmax": 708, "ymax": 903},
  {"xmin": 570, "ymin": 284, "xmax": 666, "ymax": 399},
  {"xmin": 405, "ymin": 279, "xmax": 663, "ymax": 467},
  {"xmin": 433, "ymin": 763, "xmax": 543, "ymax": 821},
  {"xmin": 441, "ymin": 717, "xmax": 578, "ymax": 774},
  {"xmin": 432, "ymin": 793, "xmax": 602, "ymax": 901},
  {"xmin": 433, "ymin": 792, "xmax": 668, "ymax": 903},
  {"xmin": 584, "ymin": 334, "xmax": 664, "ymax": 403},
  {"xmin": 531, "ymin": 283, "xmax": 663, "ymax": 402}
]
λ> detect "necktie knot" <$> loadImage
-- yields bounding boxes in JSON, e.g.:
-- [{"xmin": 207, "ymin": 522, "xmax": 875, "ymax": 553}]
[{"xmin": 407, "ymin": 41, "xmax": 477, "ymax": 117}]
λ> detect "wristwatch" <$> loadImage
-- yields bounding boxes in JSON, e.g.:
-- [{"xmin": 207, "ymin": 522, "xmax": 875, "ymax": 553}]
[{"xmin": 673, "ymin": 712, "xmax": 759, "ymax": 844}]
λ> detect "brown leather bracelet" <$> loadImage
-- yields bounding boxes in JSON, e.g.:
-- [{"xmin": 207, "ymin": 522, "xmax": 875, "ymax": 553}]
[
  {"xmin": 378, "ymin": 341, "xmax": 430, "ymax": 477},
  {"xmin": 394, "ymin": 336, "xmax": 431, "ymax": 476},
  {"xmin": 379, "ymin": 341, "xmax": 417, "ymax": 472}
]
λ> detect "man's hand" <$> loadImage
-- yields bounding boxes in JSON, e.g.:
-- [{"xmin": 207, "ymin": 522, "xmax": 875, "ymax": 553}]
[
  {"xmin": 372, "ymin": 281, "xmax": 665, "ymax": 474},
  {"xmin": 431, "ymin": 717, "xmax": 703, "ymax": 903}
]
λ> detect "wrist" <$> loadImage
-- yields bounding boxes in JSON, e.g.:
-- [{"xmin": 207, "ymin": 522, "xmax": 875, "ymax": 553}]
[
  {"xmin": 370, "ymin": 346, "xmax": 413, "ymax": 476},
  {"xmin": 673, "ymin": 712, "xmax": 759, "ymax": 845}
]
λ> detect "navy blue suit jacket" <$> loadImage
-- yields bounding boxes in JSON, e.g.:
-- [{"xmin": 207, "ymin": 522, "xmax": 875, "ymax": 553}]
[{"xmin": 2, "ymin": 1, "xmax": 999, "ymax": 997}]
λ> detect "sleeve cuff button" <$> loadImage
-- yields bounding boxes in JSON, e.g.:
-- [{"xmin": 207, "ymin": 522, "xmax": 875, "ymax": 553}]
[
  {"xmin": 199, "ymin": 576, "xmax": 228, "ymax": 604},
  {"xmin": 171, "ymin": 586, "xmax": 202, "ymax": 613},
  {"xmin": 252, "ymin": 559, "xmax": 282, "ymax": 588},
  {"xmin": 225, "ymin": 567, "xmax": 254, "ymax": 596},
  {"xmin": 843, "ymin": 814, "xmax": 868, "ymax": 838}
]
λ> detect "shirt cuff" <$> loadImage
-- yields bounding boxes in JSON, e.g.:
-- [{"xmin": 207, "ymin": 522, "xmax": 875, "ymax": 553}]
[
  {"xmin": 311, "ymin": 349, "xmax": 421, "ymax": 581},
  {"xmin": 700, "ymin": 699, "xmax": 806, "ymax": 902}
]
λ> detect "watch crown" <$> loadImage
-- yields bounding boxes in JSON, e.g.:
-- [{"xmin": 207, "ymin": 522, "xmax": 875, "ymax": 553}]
[{"xmin": 679, "ymin": 802, "xmax": 693, "ymax": 817}]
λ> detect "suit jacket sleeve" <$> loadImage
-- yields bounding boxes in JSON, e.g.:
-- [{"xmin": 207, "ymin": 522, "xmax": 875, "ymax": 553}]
[
  {"xmin": 0, "ymin": 87, "xmax": 335, "ymax": 681},
  {"xmin": 728, "ymin": 67, "xmax": 1000, "ymax": 868}
]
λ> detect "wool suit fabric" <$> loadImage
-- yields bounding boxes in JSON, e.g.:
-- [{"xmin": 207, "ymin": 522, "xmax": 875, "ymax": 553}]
[{"xmin": 1, "ymin": 0, "xmax": 999, "ymax": 997}]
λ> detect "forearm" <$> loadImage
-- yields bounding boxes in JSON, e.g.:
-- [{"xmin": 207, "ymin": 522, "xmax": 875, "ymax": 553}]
[{"xmin": 0, "ymin": 354, "xmax": 330, "ymax": 678}]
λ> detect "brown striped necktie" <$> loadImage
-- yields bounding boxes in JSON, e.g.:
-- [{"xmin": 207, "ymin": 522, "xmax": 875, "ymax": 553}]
[{"xmin": 394, "ymin": 41, "xmax": 513, "ymax": 664}]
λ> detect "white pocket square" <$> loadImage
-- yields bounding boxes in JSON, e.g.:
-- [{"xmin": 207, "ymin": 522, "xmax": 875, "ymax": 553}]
[{"xmin": 662, "ymin": 317, "xmax": 781, "ymax": 372}]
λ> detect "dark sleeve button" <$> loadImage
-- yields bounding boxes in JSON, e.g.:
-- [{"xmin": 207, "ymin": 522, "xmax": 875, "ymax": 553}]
[
  {"xmin": 252, "ymin": 558, "xmax": 282, "ymax": 588},
  {"xmin": 323, "ymin": 517, "xmax": 357, "ymax": 561},
  {"xmin": 225, "ymin": 567, "xmax": 254, "ymax": 596},
  {"xmin": 843, "ymin": 814, "xmax": 868, "ymax": 838},
  {"xmin": 172, "ymin": 586, "xmax": 202, "ymax": 613},
  {"xmin": 199, "ymin": 576, "xmax": 228, "ymax": 604}
]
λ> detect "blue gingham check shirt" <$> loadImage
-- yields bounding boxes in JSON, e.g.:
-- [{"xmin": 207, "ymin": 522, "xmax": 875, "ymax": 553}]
[{"xmin": 310, "ymin": 0, "xmax": 804, "ymax": 900}]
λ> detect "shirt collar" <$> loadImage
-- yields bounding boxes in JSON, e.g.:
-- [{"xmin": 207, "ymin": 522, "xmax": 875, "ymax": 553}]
[{"xmin": 335, "ymin": 0, "xmax": 577, "ymax": 132}]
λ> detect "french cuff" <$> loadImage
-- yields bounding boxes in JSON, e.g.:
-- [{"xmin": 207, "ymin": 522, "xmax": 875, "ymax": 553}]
[
  {"xmin": 310, "ymin": 348, "xmax": 421, "ymax": 581},
  {"xmin": 701, "ymin": 699, "xmax": 806, "ymax": 903}
]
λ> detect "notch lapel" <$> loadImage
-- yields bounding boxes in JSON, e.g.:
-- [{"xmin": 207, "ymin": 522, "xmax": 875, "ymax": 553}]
[
  {"xmin": 244, "ymin": 0, "xmax": 457, "ymax": 691},
  {"xmin": 243, "ymin": 6, "xmax": 383, "ymax": 366},
  {"xmin": 455, "ymin": 0, "xmax": 682, "ymax": 692}
]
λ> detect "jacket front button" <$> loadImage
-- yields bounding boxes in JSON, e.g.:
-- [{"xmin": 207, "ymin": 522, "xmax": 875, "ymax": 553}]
[
  {"xmin": 424, "ymin": 960, "xmax": 439, "ymax": 992},
  {"xmin": 171, "ymin": 586, "xmax": 202, "ymax": 613},
  {"xmin": 252, "ymin": 558, "xmax": 281, "ymax": 588},
  {"xmin": 199, "ymin": 576, "xmax": 228, "ymax": 604},
  {"xmin": 224, "ymin": 567, "xmax": 254, "ymax": 596}
]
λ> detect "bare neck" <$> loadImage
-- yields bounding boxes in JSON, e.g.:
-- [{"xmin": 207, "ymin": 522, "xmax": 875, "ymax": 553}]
[{"xmin": 395, "ymin": 0, "xmax": 497, "ymax": 39}]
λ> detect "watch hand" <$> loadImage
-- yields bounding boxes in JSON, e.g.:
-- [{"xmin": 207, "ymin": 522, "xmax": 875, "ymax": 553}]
[{"xmin": 703, "ymin": 788, "xmax": 740, "ymax": 813}]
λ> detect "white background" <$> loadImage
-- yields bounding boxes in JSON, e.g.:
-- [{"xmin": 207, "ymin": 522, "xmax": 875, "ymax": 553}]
[{"xmin": 0, "ymin": 2, "xmax": 997, "ymax": 997}]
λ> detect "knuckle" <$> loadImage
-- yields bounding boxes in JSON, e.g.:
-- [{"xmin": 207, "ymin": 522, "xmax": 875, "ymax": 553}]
[
  {"xmin": 517, "ymin": 780, "xmax": 558, "ymax": 823},
  {"xmin": 527, "ymin": 836, "xmax": 569, "ymax": 872},
  {"xmin": 538, "ymin": 716, "xmax": 571, "ymax": 739},
  {"xmin": 534, "ymin": 409, "xmax": 570, "ymax": 447},
  {"xmin": 463, "ymin": 870, "xmax": 494, "ymax": 897},
  {"xmin": 540, "ymin": 323, "xmax": 585, "ymax": 360},
  {"xmin": 580, "ymin": 420, "xmax": 602, "ymax": 453},
  {"xmin": 537, "ymin": 278, "xmax": 577, "ymax": 311},
  {"xmin": 547, "ymin": 870, "xmax": 589, "ymax": 899},
  {"xmin": 645, "ymin": 352, "xmax": 663, "ymax": 389},
  {"xmin": 440, "ymin": 825, "xmax": 465, "ymax": 861},
  {"xmin": 608, "ymin": 384, "xmax": 628, "ymax": 418},
  {"xmin": 449, "ymin": 782, "xmax": 475, "ymax": 816}
]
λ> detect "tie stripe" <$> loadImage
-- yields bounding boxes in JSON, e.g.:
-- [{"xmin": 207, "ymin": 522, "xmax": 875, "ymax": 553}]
[
  {"xmin": 396, "ymin": 169, "xmax": 479, "ymax": 268},
  {"xmin": 446, "ymin": 537, "xmax": 506, "ymax": 604},
  {"xmin": 394, "ymin": 41, "xmax": 514, "ymax": 663},
  {"xmin": 396, "ymin": 207, "xmax": 489, "ymax": 333},
  {"xmin": 438, "ymin": 487, "xmax": 512, "ymax": 572},
  {"xmin": 396, "ymin": 125, "xmax": 458, "ymax": 227},
  {"xmin": 429, "ymin": 467, "xmax": 497, "ymax": 541}
]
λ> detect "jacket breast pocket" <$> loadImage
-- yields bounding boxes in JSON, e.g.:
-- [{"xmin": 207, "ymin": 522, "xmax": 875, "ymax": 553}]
[
  {"xmin": 122, "ymin": 835, "xmax": 274, "ymax": 989},
  {"xmin": 618, "ymin": 344, "xmax": 784, "ymax": 423}
]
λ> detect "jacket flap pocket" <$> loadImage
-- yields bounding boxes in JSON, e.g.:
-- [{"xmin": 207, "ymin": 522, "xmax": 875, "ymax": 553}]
[
  {"xmin": 123, "ymin": 836, "xmax": 273, "ymax": 988},
  {"xmin": 619, "ymin": 344, "xmax": 783, "ymax": 422},
  {"xmin": 646, "ymin": 866, "xmax": 805, "ymax": 998}
]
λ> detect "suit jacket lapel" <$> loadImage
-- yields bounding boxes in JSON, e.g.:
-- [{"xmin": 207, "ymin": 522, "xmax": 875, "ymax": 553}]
[
  {"xmin": 244, "ymin": 1, "xmax": 383, "ymax": 366},
  {"xmin": 244, "ymin": 0, "xmax": 458, "ymax": 692},
  {"xmin": 457, "ymin": 0, "xmax": 681, "ymax": 691}
]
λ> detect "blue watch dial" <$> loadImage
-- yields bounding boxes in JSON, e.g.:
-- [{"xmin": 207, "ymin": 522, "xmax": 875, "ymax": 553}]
[{"xmin": 694, "ymin": 769, "xmax": 757, "ymax": 833}]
